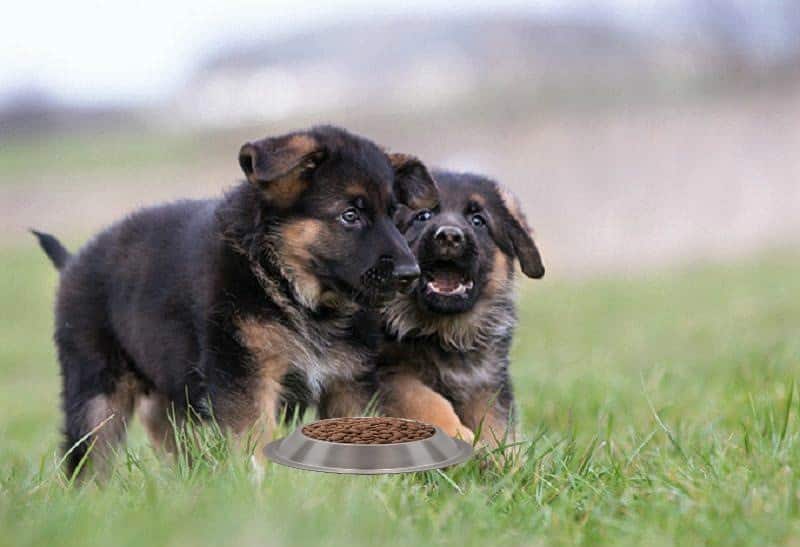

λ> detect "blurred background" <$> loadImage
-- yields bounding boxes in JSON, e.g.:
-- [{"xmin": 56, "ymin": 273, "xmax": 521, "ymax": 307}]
[{"xmin": 1, "ymin": 0, "xmax": 799, "ymax": 275}]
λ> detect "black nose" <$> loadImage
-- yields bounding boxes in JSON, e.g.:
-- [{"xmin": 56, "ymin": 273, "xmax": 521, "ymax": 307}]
[
  {"xmin": 393, "ymin": 263, "xmax": 420, "ymax": 289},
  {"xmin": 434, "ymin": 226, "xmax": 464, "ymax": 249}
]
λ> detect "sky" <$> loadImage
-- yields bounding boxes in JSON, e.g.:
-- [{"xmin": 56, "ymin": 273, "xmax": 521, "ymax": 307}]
[{"xmin": 0, "ymin": 0, "xmax": 671, "ymax": 108}]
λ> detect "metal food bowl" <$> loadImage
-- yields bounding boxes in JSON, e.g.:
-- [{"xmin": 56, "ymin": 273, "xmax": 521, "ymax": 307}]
[{"xmin": 264, "ymin": 418, "xmax": 473, "ymax": 475}]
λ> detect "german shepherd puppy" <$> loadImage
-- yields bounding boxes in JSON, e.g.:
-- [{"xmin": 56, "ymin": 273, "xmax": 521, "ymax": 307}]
[
  {"xmin": 33, "ymin": 126, "xmax": 438, "ymax": 476},
  {"xmin": 376, "ymin": 171, "xmax": 543, "ymax": 445}
]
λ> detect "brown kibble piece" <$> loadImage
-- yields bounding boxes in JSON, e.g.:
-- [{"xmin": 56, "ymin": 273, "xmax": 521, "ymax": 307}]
[{"xmin": 302, "ymin": 417, "xmax": 436, "ymax": 444}]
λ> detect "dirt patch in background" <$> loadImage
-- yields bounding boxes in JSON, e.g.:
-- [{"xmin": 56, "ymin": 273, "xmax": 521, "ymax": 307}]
[{"xmin": 3, "ymin": 89, "xmax": 799, "ymax": 276}]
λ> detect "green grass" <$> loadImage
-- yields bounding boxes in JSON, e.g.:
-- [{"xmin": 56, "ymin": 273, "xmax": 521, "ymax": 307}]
[
  {"xmin": 1, "ymin": 245, "xmax": 799, "ymax": 546},
  {"xmin": 0, "ymin": 130, "xmax": 205, "ymax": 181}
]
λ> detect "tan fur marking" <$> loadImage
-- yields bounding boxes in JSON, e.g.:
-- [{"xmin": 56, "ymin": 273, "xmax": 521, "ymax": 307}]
[
  {"xmin": 226, "ymin": 318, "xmax": 292, "ymax": 447},
  {"xmin": 286, "ymin": 134, "xmax": 317, "ymax": 155},
  {"xmin": 459, "ymin": 389, "xmax": 515, "ymax": 448},
  {"xmin": 279, "ymin": 219, "xmax": 324, "ymax": 309},
  {"xmin": 268, "ymin": 134, "xmax": 318, "ymax": 177},
  {"xmin": 264, "ymin": 135, "xmax": 318, "ymax": 208},
  {"xmin": 470, "ymin": 193, "xmax": 487, "ymax": 207},
  {"xmin": 242, "ymin": 133, "xmax": 319, "ymax": 207},
  {"xmin": 496, "ymin": 185, "xmax": 525, "ymax": 228},
  {"xmin": 486, "ymin": 248, "xmax": 513, "ymax": 297},
  {"xmin": 345, "ymin": 184, "xmax": 367, "ymax": 197},
  {"xmin": 83, "ymin": 374, "xmax": 139, "ymax": 472},
  {"xmin": 479, "ymin": 414, "xmax": 513, "ymax": 447},
  {"xmin": 265, "ymin": 179, "xmax": 308, "ymax": 209},
  {"xmin": 383, "ymin": 373, "xmax": 474, "ymax": 442},
  {"xmin": 388, "ymin": 153, "xmax": 413, "ymax": 170},
  {"xmin": 137, "ymin": 394, "xmax": 177, "ymax": 454}
]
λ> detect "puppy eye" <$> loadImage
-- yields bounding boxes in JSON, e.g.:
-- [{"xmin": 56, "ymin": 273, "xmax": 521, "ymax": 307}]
[
  {"xmin": 341, "ymin": 208, "xmax": 361, "ymax": 225},
  {"xmin": 415, "ymin": 209, "xmax": 433, "ymax": 223},
  {"xmin": 471, "ymin": 214, "xmax": 487, "ymax": 227}
]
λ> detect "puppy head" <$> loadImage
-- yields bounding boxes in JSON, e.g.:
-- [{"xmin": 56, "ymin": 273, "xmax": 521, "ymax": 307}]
[
  {"xmin": 237, "ymin": 125, "xmax": 438, "ymax": 309},
  {"xmin": 392, "ymin": 170, "xmax": 543, "ymax": 315}
]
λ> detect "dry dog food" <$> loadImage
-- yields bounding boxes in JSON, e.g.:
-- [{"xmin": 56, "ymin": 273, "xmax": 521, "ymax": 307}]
[{"xmin": 302, "ymin": 417, "xmax": 436, "ymax": 444}]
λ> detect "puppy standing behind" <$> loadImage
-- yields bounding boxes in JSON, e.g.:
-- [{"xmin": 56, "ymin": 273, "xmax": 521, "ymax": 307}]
[
  {"xmin": 33, "ymin": 125, "xmax": 439, "ymax": 477},
  {"xmin": 377, "ymin": 171, "xmax": 544, "ymax": 445}
]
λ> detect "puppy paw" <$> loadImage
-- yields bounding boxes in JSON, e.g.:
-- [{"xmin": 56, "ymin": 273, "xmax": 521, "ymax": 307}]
[{"xmin": 447, "ymin": 424, "xmax": 475, "ymax": 444}]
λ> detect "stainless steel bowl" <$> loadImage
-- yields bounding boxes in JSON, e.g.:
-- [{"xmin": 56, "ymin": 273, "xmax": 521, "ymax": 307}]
[{"xmin": 264, "ymin": 419, "xmax": 473, "ymax": 475}]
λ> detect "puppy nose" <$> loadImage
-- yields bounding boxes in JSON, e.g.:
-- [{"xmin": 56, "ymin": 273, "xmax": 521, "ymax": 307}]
[
  {"xmin": 393, "ymin": 263, "xmax": 421, "ymax": 289},
  {"xmin": 434, "ymin": 226, "xmax": 464, "ymax": 248}
]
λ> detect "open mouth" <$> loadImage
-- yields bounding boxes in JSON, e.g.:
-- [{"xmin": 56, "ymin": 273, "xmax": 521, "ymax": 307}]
[{"xmin": 423, "ymin": 265, "xmax": 475, "ymax": 298}]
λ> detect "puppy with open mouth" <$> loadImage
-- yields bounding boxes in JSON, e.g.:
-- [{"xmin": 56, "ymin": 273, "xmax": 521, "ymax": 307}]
[{"xmin": 377, "ymin": 171, "xmax": 544, "ymax": 445}]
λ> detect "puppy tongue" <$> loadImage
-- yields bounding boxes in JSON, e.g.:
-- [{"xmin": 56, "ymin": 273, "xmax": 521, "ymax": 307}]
[{"xmin": 431, "ymin": 270, "xmax": 463, "ymax": 292}]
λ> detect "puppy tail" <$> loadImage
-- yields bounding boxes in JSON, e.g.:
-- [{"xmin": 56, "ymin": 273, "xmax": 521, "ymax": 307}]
[{"xmin": 31, "ymin": 229, "xmax": 71, "ymax": 271}]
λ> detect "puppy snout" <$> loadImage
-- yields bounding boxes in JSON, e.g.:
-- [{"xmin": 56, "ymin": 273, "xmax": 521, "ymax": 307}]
[
  {"xmin": 434, "ymin": 226, "xmax": 464, "ymax": 251},
  {"xmin": 393, "ymin": 262, "xmax": 421, "ymax": 291}
]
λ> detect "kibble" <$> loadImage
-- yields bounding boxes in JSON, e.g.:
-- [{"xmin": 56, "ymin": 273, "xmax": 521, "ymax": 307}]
[{"xmin": 302, "ymin": 417, "xmax": 436, "ymax": 444}]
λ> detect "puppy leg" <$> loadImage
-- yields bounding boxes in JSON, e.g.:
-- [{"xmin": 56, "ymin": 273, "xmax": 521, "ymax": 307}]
[
  {"xmin": 212, "ymin": 381, "xmax": 281, "ymax": 484},
  {"xmin": 62, "ymin": 373, "xmax": 138, "ymax": 479},
  {"xmin": 215, "ymin": 382, "xmax": 282, "ymax": 450},
  {"xmin": 457, "ymin": 386, "xmax": 516, "ymax": 448},
  {"xmin": 382, "ymin": 373, "xmax": 474, "ymax": 442},
  {"xmin": 318, "ymin": 378, "xmax": 371, "ymax": 419},
  {"xmin": 212, "ymin": 365, "xmax": 289, "ymax": 478},
  {"xmin": 138, "ymin": 394, "xmax": 180, "ymax": 455},
  {"xmin": 228, "ymin": 319, "xmax": 294, "ymax": 455}
]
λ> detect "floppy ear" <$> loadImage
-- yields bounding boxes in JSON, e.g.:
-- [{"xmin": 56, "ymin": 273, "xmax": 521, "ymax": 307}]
[
  {"xmin": 495, "ymin": 185, "xmax": 545, "ymax": 279},
  {"xmin": 391, "ymin": 203, "xmax": 414, "ymax": 233},
  {"xmin": 389, "ymin": 154, "xmax": 439, "ymax": 210},
  {"xmin": 238, "ymin": 133, "xmax": 325, "ymax": 209}
]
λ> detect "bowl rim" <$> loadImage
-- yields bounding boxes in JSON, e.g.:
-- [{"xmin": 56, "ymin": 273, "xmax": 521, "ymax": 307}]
[{"xmin": 264, "ymin": 431, "xmax": 473, "ymax": 475}]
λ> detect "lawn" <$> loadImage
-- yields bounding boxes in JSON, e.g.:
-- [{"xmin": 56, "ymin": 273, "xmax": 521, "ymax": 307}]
[
  {"xmin": 0, "ymin": 130, "xmax": 204, "ymax": 182},
  {"xmin": 1, "ymin": 244, "xmax": 799, "ymax": 546}
]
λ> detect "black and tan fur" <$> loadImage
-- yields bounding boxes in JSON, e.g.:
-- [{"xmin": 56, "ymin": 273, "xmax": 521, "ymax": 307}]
[
  {"xmin": 376, "ymin": 171, "xmax": 543, "ymax": 445},
  {"xmin": 33, "ymin": 125, "xmax": 438, "ymax": 476}
]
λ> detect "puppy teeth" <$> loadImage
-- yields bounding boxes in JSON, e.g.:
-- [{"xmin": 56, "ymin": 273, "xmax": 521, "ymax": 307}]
[{"xmin": 427, "ymin": 281, "xmax": 470, "ymax": 296}]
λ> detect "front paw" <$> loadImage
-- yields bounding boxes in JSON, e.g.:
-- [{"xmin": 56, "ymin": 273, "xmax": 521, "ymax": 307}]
[{"xmin": 446, "ymin": 424, "xmax": 475, "ymax": 444}]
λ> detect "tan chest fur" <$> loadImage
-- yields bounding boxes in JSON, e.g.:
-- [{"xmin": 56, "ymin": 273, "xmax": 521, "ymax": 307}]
[{"xmin": 235, "ymin": 316, "xmax": 370, "ymax": 401}]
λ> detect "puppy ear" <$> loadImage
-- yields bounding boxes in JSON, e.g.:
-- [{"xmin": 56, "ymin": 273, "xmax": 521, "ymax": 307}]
[
  {"xmin": 238, "ymin": 133, "xmax": 325, "ymax": 209},
  {"xmin": 495, "ymin": 184, "xmax": 545, "ymax": 279},
  {"xmin": 389, "ymin": 154, "xmax": 439, "ymax": 210},
  {"xmin": 392, "ymin": 203, "xmax": 414, "ymax": 233}
]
